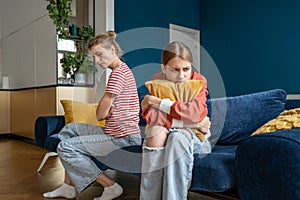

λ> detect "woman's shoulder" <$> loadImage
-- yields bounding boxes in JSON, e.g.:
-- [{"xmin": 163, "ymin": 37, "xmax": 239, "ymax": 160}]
[{"xmin": 113, "ymin": 62, "xmax": 132, "ymax": 73}]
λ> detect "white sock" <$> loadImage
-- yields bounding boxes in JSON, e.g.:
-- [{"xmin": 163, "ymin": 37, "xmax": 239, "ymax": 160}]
[
  {"xmin": 94, "ymin": 182, "xmax": 123, "ymax": 200},
  {"xmin": 43, "ymin": 183, "xmax": 76, "ymax": 199}
]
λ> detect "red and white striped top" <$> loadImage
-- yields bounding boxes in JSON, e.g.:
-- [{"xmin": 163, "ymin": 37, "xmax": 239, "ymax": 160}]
[{"xmin": 105, "ymin": 62, "xmax": 140, "ymax": 137}]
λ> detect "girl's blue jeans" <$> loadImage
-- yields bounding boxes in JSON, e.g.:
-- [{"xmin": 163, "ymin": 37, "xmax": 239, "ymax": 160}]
[{"xmin": 140, "ymin": 128, "xmax": 211, "ymax": 200}]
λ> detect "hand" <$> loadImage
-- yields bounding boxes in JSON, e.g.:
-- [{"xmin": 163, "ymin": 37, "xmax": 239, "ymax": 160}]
[
  {"xmin": 105, "ymin": 104, "xmax": 115, "ymax": 119},
  {"xmin": 182, "ymin": 116, "xmax": 211, "ymax": 134},
  {"xmin": 197, "ymin": 116, "xmax": 211, "ymax": 134},
  {"xmin": 141, "ymin": 95, "xmax": 161, "ymax": 111}
]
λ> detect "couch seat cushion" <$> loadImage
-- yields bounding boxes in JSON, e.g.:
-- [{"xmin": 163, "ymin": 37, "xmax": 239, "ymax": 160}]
[{"xmin": 190, "ymin": 145, "xmax": 237, "ymax": 192}]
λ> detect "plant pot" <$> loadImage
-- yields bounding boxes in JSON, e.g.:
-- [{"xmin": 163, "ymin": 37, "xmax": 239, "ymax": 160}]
[{"xmin": 75, "ymin": 73, "xmax": 85, "ymax": 84}]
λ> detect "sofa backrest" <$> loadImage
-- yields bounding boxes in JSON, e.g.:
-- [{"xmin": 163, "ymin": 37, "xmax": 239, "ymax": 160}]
[
  {"xmin": 137, "ymin": 85, "xmax": 287, "ymax": 146},
  {"xmin": 285, "ymin": 99, "xmax": 300, "ymax": 110},
  {"xmin": 207, "ymin": 89, "xmax": 287, "ymax": 146}
]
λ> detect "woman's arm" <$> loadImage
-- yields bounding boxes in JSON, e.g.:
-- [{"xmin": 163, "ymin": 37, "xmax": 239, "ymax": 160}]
[
  {"xmin": 167, "ymin": 88, "xmax": 208, "ymax": 123},
  {"xmin": 96, "ymin": 92, "xmax": 117, "ymax": 120},
  {"xmin": 174, "ymin": 116, "xmax": 211, "ymax": 134},
  {"xmin": 156, "ymin": 82, "xmax": 208, "ymax": 123},
  {"xmin": 141, "ymin": 95, "xmax": 161, "ymax": 110},
  {"xmin": 142, "ymin": 72, "xmax": 209, "ymax": 125}
]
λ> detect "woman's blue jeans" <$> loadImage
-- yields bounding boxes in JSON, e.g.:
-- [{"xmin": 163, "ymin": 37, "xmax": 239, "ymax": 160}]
[
  {"xmin": 57, "ymin": 122, "xmax": 141, "ymax": 192},
  {"xmin": 140, "ymin": 128, "xmax": 211, "ymax": 200}
]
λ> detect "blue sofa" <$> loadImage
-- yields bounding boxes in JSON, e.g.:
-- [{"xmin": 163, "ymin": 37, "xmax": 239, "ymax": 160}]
[{"xmin": 34, "ymin": 88, "xmax": 300, "ymax": 199}]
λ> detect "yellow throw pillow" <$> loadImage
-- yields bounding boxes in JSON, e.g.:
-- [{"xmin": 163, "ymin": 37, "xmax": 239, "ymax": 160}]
[
  {"xmin": 251, "ymin": 108, "xmax": 300, "ymax": 136},
  {"xmin": 60, "ymin": 100, "xmax": 105, "ymax": 127},
  {"xmin": 145, "ymin": 79, "xmax": 204, "ymax": 102},
  {"xmin": 145, "ymin": 79, "xmax": 207, "ymax": 140}
]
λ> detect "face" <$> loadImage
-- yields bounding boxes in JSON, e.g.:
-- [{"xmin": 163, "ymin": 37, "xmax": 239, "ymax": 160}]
[
  {"xmin": 162, "ymin": 56, "xmax": 192, "ymax": 83},
  {"xmin": 89, "ymin": 44, "xmax": 117, "ymax": 69}
]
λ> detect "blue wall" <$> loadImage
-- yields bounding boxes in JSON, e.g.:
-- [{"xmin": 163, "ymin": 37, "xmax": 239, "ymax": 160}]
[
  {"xmin": 115, "ymin": 0, "xmax": 201, "ymax": 87},
  {"xmin": 114, "ymin": 0, "xmax": 300, "ymax": 96},
  {"xmin": 200, "ymin": 0, "xmax": 300, "ymax": 96}
]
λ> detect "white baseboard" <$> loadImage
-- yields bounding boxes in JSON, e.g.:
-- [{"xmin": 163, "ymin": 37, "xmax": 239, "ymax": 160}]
[{"xmin": 287, "ymin": 94, "xmax": 300, "ymax": 99}]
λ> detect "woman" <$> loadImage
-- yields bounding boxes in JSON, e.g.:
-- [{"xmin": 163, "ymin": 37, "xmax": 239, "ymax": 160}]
[
  {"xmin": 43, "ymin": 31, "xmax": 141, "ymax": 200},
  {"xmin": 140, "ymin": 41, "xmax": 211, "ymax": 200}
]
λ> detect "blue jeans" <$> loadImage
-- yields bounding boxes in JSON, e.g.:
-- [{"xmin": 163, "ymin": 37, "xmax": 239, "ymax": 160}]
[
  {"xmin": 57, "ymin": 123, "xmax": 141, "ymax": 192},
  {"xmin": 140, "ymin": 128, "xmax": 211, "ymax": 200}
]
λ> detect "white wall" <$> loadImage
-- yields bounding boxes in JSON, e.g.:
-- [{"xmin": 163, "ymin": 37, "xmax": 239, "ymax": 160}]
[
  {"xmin": 92, "ymin": 0, "xmax": 114, "ymax": 98},
  {"xmin": 0, "ymin": 0, "xmax": 57, "ymax": 89},
  {"xmin": 0, "ymin": 0, "xmax": 113, "ymax": 90}
]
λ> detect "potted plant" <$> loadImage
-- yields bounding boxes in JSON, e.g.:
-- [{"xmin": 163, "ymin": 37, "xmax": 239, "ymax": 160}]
[
  {"xmin": 47, "ymin": 0, "xmax": 97, "ymax": 84},
  {"xmin": 60, "ymin": 52, "xmax": 81, "ymax": 75},
  {"xmin": 60, "ymin": 53, "xmax": 97, "ymax": 84},
  {"xmin": 75, "ymin": 25, "xmax": 95, "ymax": 54},
  {"xmin": 78, "ymin": 25, "xmax": 95, "ymax": 41},
  {"xmin": 76, "ymin": 55, "xmax": 98, "ymax": 84},
  {"xmin": 77, "ymin": 55, "xmax": 97, "ymax": 74},
  {"xmin": 46, "ymin": 0, "xmax": 72, "ymax": 39}
]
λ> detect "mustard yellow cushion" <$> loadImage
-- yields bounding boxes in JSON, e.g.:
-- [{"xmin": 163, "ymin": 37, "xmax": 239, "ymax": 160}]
[
  {"xmin": 251, "ymin": 108, "xmax": 300, "ymax": 136},
  {"xmin": 60, "ymin": 100, "xmax": 105, "ymax": 127},
  {"xmin": 145, "ymin": 79, "xmax": 207, "ymax": 140},
  {"xmin": 145, "ymin": 79, "xmax": 204, "ymax": 102}
]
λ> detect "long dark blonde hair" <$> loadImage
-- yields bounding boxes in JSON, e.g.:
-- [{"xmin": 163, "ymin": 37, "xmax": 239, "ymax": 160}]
[
  {"xmin": 88, "ymin": 30, "xmax": 123, "ymax": 58},
  {"xmin": 162, "ymin": 41, "xmax": 193, "ymax": 65}
]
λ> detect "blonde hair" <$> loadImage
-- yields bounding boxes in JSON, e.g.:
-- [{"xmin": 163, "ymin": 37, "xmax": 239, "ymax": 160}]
[
  {"xmin": 162, "ymin": 41, "xmax": 193, "ymax": 65},
  {"xmin": 88, "ymin": 30, "xmax": 123, "ymax": 58}
]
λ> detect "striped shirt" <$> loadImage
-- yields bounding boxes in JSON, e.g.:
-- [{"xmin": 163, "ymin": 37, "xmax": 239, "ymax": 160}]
[{"xmin": 105, "ymin": 62, "xmax": 140, "ymax": 137}]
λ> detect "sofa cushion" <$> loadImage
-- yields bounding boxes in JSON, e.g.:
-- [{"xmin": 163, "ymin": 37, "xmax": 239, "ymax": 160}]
[
  {"xmin": 252, "ymin": 108, "xmax": 300, "ymax": 135},
  {"xmin": 145, "ymin": 79, "xmax": 203, "ymax": 101},
  {"xmin": 190, "ymin": 145, "xmax": 237, "ymax": 192},
  {"xmin": 44, "ymin": 134, "xmax": 60, "ymax": 152},
  {"xmin": 60, "ymin": 100, "xmax": 105, "ymax": 127},
  {"xmin": 236, "ymin": 128, "xmax": 300, "ymax": 199},
  {"xmin": 144, "ymin": 79, "xmax": 207, "ymax": 141},
  {"xmin": 207, "ymin": 89, "xmax": 287, "ymax": 145},
  {"xmin": 137, "ymin": 85, "xmax": 148, "ymax": 127},
  {"xmin": 34, "ymin": 116, "xmax": 65, "ymax": 149}
]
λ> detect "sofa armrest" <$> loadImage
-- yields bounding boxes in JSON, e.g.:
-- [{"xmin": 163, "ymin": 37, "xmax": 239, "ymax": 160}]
[
  {"xmin": 34, "ymin": 116, "xmax": 65, "ymax": 148},
  {"xmin": 236, "ymin": 128, "xmax": 300, "ymax": 200}
]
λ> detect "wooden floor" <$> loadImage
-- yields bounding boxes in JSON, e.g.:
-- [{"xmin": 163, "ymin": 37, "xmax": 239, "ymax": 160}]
[{"xmin": 0, "ymin": 137, "xmax": 236, "ymax": 200}]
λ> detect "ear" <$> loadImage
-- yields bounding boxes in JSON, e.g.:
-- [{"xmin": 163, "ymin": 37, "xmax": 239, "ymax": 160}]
[
  {"xmin": 110, "ymin": 45, "xmax": 116, "ymax": 53},
  {"xmin": 161, "ymin": 64, "xmax": 166, "ymax": 74}
]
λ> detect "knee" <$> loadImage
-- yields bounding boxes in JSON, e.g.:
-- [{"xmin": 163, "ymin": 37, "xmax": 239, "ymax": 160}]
[
  {"xmin": 56, "ymin": 141, "xmax": 64, "ymax": 155},
  {"xmin": 56, "ymin": 140, "xmax": 71, "ymax": 157},
  {"xmin": 59, "ymin": 123, "xmax": 77, "ymax": 140},
  {"xmin": 166, "ymin": 131, "xmax": 191, "ymax": 150},
  {"xmin": 145, "ymin": 126, "xmax": 168, "ymax": 148},
  {"xmin": 145, "ymin": 135, "xmax": 167, "ymax": 148},
  {"xmin": 169, "ymin": 131, "xmax": 189, "ymax": 142}
]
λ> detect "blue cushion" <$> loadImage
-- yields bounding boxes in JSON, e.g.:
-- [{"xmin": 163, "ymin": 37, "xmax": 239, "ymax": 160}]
[
  {"xmin": 285, "ymin": 99, "xmax": 300, "ymax": 110},
  {"xmin": 207, "ymin": 89, "xmax": 287, "ymax": 145},
  {"xmin": 138, "ymin": 85, "xmax": 148, "ymax": 126},
  {"xmin": 190, "ymin": 145, "xmax": 237, "ymax": 192},
  {"xmin": 44, "ymin": 134, "xmax": 60, "ymax": 152},
  {"xmin": 34, "ymin": 116, "xmax": 65, "ymax": 148},
  {"xmin": 236, "ymin": 128, "xmax": 300, "ymax": 199}
]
